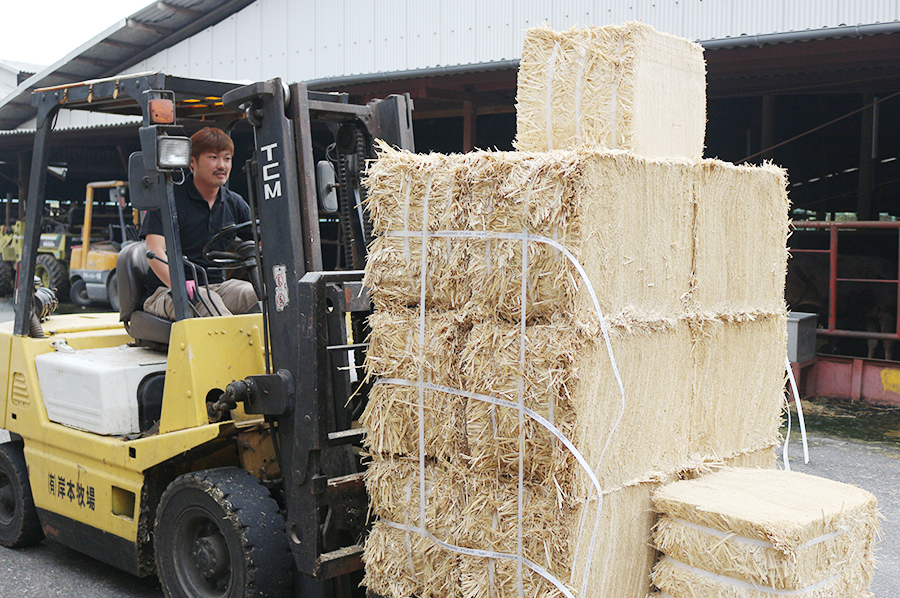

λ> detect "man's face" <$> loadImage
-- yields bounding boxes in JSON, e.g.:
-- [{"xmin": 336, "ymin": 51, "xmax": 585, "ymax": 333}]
[{"xmin": 191, "ymin": 149, "xmax": 232, "ymax": 189}]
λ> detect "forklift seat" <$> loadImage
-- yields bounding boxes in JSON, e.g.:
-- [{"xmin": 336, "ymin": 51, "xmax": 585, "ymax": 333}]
[{"xmin": 117, "ymin": 241, "xmax": 172, "ymax": 347}]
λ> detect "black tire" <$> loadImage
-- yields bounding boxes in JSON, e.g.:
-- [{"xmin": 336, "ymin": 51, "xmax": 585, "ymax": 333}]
[
  {"xmin": 107, "ymin": 271, "xmax": 119, "ymax": 312},
  {"xmin": 70, "ymin": 278, "xmax": 92, "ymax": 307},
  {"xmin": 0, "ymin": 442, "xmax": 44, "ymax": 548},
  {"xmin": 35, "ymin": 254, "xmax": 69, "ymax": 299},
  {"xmin": 155, "ymin": 467, "xmax": 292, "ymax": 598},
  {"xmin": 0, "ymin": 262, "xmax": 13, "ymax": 297}
]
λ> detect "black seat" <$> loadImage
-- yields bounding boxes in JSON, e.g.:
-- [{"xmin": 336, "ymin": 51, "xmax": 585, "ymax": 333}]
[{"xmin": 117, "ymin": 241, "xmax": 172, "ymax": 347}]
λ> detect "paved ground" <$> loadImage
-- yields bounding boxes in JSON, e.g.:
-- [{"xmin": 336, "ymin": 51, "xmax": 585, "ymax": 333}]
[
  {"xmin": 0, "ymin": 298, "xmax": 896, "ymax": 596},
  {"xmin": 784, "ymin": 431, "xmax": 900, "ymax": 596}
]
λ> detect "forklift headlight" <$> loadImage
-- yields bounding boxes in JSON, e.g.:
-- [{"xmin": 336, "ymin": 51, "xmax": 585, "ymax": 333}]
[{"xmin": 157, "ymin": 136, "xmax": 192, "ymax": 169}]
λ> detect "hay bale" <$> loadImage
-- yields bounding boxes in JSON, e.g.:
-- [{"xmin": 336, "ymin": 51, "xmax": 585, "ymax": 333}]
[
  {"xmin": 690, "ymin": 314, "xmax": 788, "ymax": 461},
  {"xmin": 651, "ymin": 468, "xmax": 880, "ymax": 598},
  {"xmin": 365, "ymin": 309, "xmax": 784, "ymax": 491},
  {"xmin": 366, "ymin": 146, "xmax": 788, "ymax": 323},
  {"xmin": 361, "ymin": 309, "xmax": 471, "ymax": 460},
  {"xmin": 364, "ymin": 446, "xmax": 777, "ymax": 598},
  {"xmin": 364, "ymin": 521, "xmax": 462, "ymax": 598},
  {"xmin": 691, "ymin": 160, "xmax": 790, "ymax": 317},
  {"xmin": 515, "ymin": 22, "xmax": 706, "ymax": 158},
  {"xmin": 366, "ymin": 146, "xmax": 702, "ymax": 323}
]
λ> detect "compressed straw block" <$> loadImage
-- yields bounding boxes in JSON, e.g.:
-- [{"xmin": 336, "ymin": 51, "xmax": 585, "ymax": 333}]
[
  {"xmin": 651, "ymin": 468, "xmax": 879, "ymax": 598},
  {"xmin": 515, "ymin": 22, "xmax": 707, "ymax": 158}
]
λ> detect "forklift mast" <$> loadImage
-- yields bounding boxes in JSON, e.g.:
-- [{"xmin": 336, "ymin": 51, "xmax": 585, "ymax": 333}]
[{"xmin": 220, "ymin": 79, "xmax": 414, "ymax": 580}]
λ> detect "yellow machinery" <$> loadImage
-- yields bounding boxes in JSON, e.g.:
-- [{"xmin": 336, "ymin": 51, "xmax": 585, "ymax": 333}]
[
  {"xmin": 0, "ymin": 72, "xmax": 413, "ymax": 598},
  {"xmin": 68, "ymin": 180, "xmax": 135, "ymax": 311}
]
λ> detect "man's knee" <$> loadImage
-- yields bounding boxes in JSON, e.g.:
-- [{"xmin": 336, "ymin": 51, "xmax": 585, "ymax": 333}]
[{"xmin": 214, "ymin": 280, "xmax": 258, "ymax": 315}]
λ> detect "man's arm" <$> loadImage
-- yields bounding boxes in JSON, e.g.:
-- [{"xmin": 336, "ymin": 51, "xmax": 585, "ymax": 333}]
[{"xmin": 145, "ymin": 233, "xmax": 171, "ymax": 288}]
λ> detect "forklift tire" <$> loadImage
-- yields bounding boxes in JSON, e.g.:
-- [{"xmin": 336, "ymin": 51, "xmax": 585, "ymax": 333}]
[
  {"xmin": 0, "ymin": 261, "xmax": 13, "ymax": 297},
  {"xmin": 0, "ymin": 441, "xmax": 44, "ymax": 548},
  {"xmin": 35, "ymin": 254, "xmax": 69, "ymax": 299},
  {"xmin": 107, "ymin": 271, "xmax": 119, "ymax": 312},
  {"xmin": 155, "ymin": 467, "xmax": 292, "ymax": 598},
  {"xmin": 70, "ymin": 278, "xmax": 92, "ymax": 307}
]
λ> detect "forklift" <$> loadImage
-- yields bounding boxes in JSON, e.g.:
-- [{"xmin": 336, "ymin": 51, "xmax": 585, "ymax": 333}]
[
  {"xmin": 69, "ymin": 180, "xmax": 136, "ymax": 311},
  {"xmin": 0, "ymin": 72, "xmax": 413, "ymax": 597}
]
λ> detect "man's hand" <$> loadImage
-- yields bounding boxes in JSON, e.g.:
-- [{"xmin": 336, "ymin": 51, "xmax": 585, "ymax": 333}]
[{"xmin": 145, "ymin": 234, "xmax": 171, "ymax": 288}]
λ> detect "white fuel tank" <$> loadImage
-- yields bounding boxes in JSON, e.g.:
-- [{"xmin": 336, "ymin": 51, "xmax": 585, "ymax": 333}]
[{"xmin": 35, "ymin": 345, "xmax": 167, "ymax": 436}]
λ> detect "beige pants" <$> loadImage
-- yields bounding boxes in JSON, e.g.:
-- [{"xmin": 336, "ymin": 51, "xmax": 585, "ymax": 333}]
[{"xmin": 143, "ymin": 279, "xmax": 258, "ymax": 319}]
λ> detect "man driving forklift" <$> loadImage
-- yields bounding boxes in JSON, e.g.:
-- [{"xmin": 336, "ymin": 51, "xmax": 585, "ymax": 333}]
[{"xmin": 140, "ymin": 126, "xmax": 257, "ymax": 318}]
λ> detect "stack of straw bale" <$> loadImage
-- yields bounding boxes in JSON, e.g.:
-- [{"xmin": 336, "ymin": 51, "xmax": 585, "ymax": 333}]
[
  {"xmin": 651, "ymin": 468, "xmax": 880, "ymax": 598},
  {"xmin": 515, "ymin": 22, "xmax": 706, "ymax": 158},
  {"xmin": 361, "ymin": 21, "xmax": 791, "ymax": 598}
]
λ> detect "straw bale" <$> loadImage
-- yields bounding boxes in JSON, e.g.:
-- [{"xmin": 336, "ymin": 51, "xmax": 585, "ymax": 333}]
[
  {"xmin": 515, "ymin": 22, "xmax": 706, "ymax": 158},
  {"xmin": 457, "ymin": 319, "xmax": 588, "ymax": 483},
  {"xmin": 690, "ymin": 314, "xmax": 788, "ymax": 460},
  {"xmin": 365, "ymin": 445, "xmax": 776, "ymax": 598},
  {"xmin": 651, "ymin": 468, "xmax": 879, "ymax": 597},
  {"xmin": 365, "ymin": 145, "xmax": 697, "ymax": 323},
  {"xmin": 365, "ymin": 235, "xmax": 473, "ymax": 312},
  {"xmin": 652, "ymin": 468, "xmax": 878, "ymax": 555},
  {"xmin": 363, "ymin": 521, "xmax": 462, "ymax": 598},
  {"xmin": 361, "ymin": 309, "xmax": 471, "ymax": 460},
  {"xmin": 364, "ymin": 308, "xmax": 786, "ymax": 489},
  {"xmin": 690, "ymin": 159, "xmax": 790, "ymax": 317},
  {"xmin": 651, "ymin": 555, "xmax": 873, "ymax": 598},
  {"xmin": 653, "ymin": 514, "xmax": 876, "ymax": 591},
  {"xmin": 366, "ymin": 454, "xmax": 576, "ymax": 574},
  {"xmin": 364, "ymin": 148, "xmax": 465, "ymax": 234}
]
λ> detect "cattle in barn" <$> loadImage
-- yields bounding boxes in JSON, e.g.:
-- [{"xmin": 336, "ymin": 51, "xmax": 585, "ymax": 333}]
[{"xmin": 785, "ymin": 252, "xmax": 897, "ymax": 360}]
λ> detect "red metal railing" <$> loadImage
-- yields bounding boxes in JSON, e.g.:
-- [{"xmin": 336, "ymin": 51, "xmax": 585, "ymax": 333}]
[{"xmin": 790, "ymin": 220, "xmax": 900, "ymax": 343}]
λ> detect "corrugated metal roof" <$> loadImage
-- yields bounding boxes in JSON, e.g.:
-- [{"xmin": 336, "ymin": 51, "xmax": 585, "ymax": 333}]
[{"xmin": 0, "ymin": 0, "xmax": 255, "ymax": 130}]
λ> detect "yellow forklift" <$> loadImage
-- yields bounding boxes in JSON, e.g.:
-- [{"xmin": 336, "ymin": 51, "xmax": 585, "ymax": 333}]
[
  {"xmin": 68, "ymin": 180, "xmax": 136, "ymax": 311},
  {"xmin": 0, "ymin": 72, "xmax": 413, "ymax": 597}
]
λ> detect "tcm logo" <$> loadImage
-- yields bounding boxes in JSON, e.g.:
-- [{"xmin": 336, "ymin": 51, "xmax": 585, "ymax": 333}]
[{"xmin": 260, "ymin": 143, "xmax": 282, "ymax": 200}]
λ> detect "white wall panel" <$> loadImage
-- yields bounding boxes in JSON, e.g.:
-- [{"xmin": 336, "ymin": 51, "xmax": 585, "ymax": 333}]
[
  {"xmin": 346, "ymin": 0, "xmax": 376, "ymax": 75},
  {"xmin": 441, "ymin": 0, "xmax": 479, "ymax": 65},
  {"xmin": 372, "ymin": 0, "xmax": 408, "ymax": 73},
  {"xmin": 113, "ymin": 0, "xmax": 900, "ymax": 84}
]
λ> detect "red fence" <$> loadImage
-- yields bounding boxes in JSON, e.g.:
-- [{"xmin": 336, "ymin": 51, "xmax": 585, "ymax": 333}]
[{"xmin": 790, "ymin": 220, "xmax": 900, "ymax": 344}]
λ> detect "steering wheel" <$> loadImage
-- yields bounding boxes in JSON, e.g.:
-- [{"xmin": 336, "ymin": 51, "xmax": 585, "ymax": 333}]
[{"xmin": 202, "ymin": 220, "xmax": 257, "ymax": 268}]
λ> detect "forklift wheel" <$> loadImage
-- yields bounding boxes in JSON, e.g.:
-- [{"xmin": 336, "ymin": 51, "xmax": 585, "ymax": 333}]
[
  {"xmin": 0, "ymin": 442, "xmax": 44, "ymax": 548},
  {"xmin": 70, "ymin": 278, "xmax": 92, "ymax": 307},
  {"xmin": 155, "ymin": 467, "xmax": 292, "ymax": 598},
  {"xmin": 35, "ymin": 254, "xmax": 69, "ymax": 299},
  {"xmin": 107, "ymin": 271, "xmax": 119, "ymax": 312},
  {"xmin": 0, "ymin": 262, "xmax": 12, "ymax": 297}
]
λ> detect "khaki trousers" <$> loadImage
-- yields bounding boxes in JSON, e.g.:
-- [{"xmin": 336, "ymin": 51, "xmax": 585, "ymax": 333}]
[{"xmin": 143, "ymin": 279, "xmax": 258, "ymax": 319}]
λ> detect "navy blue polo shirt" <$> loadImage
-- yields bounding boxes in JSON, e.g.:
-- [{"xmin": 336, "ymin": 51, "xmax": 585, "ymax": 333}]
[{"xmin": 140, "ymin": 173, "xmax": 251, "ymax": 299}]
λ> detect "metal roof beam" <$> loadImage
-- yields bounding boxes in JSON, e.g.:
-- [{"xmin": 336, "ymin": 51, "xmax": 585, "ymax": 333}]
[
  {"xmin": 156, "ymin": 1, "xmax": 204, "ymax": 19},
  {"xmin": 72, "ymin": 56, "xmax": 119, "ymax": 70},
  {"xmin": 99, "ymin": 39, "xmax": 145, "ymax": 52},
  {"xmin": 125, "ymin": 18, "xmax": 175, "ymax": 37}
]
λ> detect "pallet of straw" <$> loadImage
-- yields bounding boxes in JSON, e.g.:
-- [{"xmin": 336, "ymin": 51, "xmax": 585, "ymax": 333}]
[
  {"xmin": 651, "ymin": 468, "xmax": 880, "ymax": 598},
  {"xmin": 364, "ymin": 145, "xmax": 788, "ymax": 323},
  {"xmin": 515, "ymin": 22, "xmax": 706, "ymax": 158}
]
